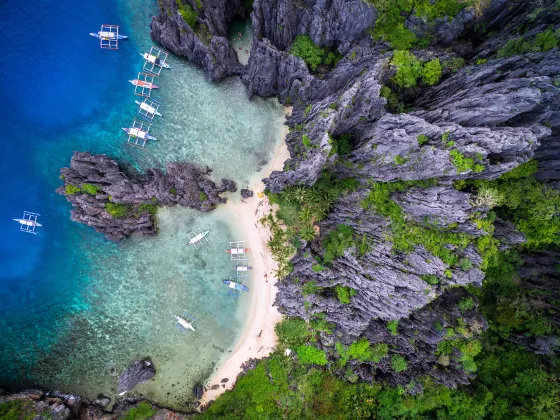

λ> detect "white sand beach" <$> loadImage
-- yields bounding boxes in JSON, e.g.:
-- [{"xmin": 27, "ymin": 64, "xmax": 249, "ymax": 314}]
[{"xmin": 199, "ymin": 110, "xmax": 291, "ymax": 405}]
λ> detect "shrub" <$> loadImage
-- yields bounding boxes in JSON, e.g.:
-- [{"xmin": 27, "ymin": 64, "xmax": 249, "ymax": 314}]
[
  {"xmin": 422, "ymin": 58, "xmax": 442, "ymax": 85},
  {"xmin": 65, "ymin": 184, "xmax": 82, "ymax": 195},
  {"xmin": 422, "ymin": 274, "xmax": 439, "ymax": 285},
  {"xmin": 177, "ymin": 0, "xmax": 198, "ymax": 27},
  {"xmin": 391, "ymin": 355, "xmax": 408, "ymax": 372},
  {"xmin": 450, "ymin": 150, "xmax": 485, "ymax": 173},
  {"xmin": 121, "ymin": 401, "xmax": 157, "ymax": 420},
  {"xmin": 498, "ymin": 27, "xmax": 560, "ymax": 58},
  {"xmin": 331, "ymin": 134, "xmax": 353, "ymax": 156},
  {"xmin": 302, "ymin": 281, "xmax": 319, "ymax": 295},
  {"xmin": 304, "ymin": 104, "xmax": 312, "ymax": 117},
  {"xmin": 199, "ymin": 192, "xmax": 208, "ymax": 202},
  {"xmin": 296, "ymin": 345, "xmax": 328, "ymax": 365},
  {"xmin": 290, "ymin": 35, "xmax": 325, "ymax": 71},
  {"xmin": 443, "ymin": 57, "xmax": 465, "ymax": 72},
  {"xmin": 393, "ymin": 155, "xmax": 408, "ymax": 165},
  {"xmin": 105, "ymin": 202, "xmax": 130, "ymax": 218},
  {"xmin": 335, "ymin": 285, "xmax": 356, "ymax": 304},
  {"xmin": 387, "ymin": 320, "xmax": 399, "ymax": 336},
  {"xmin": 390, "ymin": 50, "xmax": 422, "ymax": 88},
  {"xmin": 138, "ymin": 204, "xmax": 158, "ymax": 215},
  {"xmin": 458, "ymin": 297, "xmax": 475, "ymax": 312},
  {"xmin": 302, "ymin": 134, "xmax": 312, "ymax": 150},
  {"xmin": 81, "ymin": 183, "xmax": 101, "ymax": 195},
  {"xmin": 312, "ymin": 264, "xmax": 325, "ymax": 272},
  {"xmin": 170, "ymin": 187, "xmax": 177, "ymax": 195},
  {"xmin": 323, "ymin": 225, "xmax": 354, "ymax": 263},
  {"xmin": 417, "ymin": 134, "xmax": 429, "ymax": 146},
  {"xmin": 275, "ymin": 317, "xmax": 310, "ymax": 347}
]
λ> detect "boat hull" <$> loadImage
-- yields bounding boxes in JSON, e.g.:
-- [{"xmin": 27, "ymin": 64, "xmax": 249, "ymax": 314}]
[{"xmin": 223, "ymin": 279, "xmax": 249, "ymax": 292}]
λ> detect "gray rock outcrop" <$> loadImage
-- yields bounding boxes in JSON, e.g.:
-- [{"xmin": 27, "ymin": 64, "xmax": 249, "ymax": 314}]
[
  {"xmin": 57, "ymin": 152, "xmax": 236, "ymax": 241},
  {"xmin": 118, "ymin": 358, "xmax": 156, "ymax": 394}
]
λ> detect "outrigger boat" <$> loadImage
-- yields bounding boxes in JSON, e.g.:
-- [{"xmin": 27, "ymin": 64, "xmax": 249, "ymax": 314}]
[
  {"xmin": 14, "ymin": 211, "xmax": 42, "ymax": 234},
  {"xmin": 175, "ymin": 313, "xmax": 195, "ymax": 332},
  {"xmin": 223, "ymin": 279, "xmax": 249, "ymax": 294},
  {"xmin": 140, "ymin": 53, "xmax": 171, "ymax": 69},
  {"xmin": 188, "ymin": 230, "xmax": 209, "ymax": 246},
  {"xmin": 226, "ymin": 247, "xmax": 251, "ymax": 254},
  {"xmin": 122, "ymin": 126, "xmax": 157, "ymax": 141},
  {"xmin": 135, "ymin": 100, "xmax": 163, "ymax": 117},
  {"xmin": 90, "ymin": 31, "xmax": 128, "ymax": 41},
  {"xmin": 129, "ymin": 79, "xmax": 159, "ymax": 89},
  {"xmin": 90, "ymin": 25, "xmax": 127, "ymax": 49}
]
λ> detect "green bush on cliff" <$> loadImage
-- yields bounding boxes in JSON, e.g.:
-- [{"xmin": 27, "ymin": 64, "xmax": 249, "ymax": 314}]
[
  {"xmin": 121, "ymin": 401, "xmax": 157, "ymax": 420},
  {"xmin": 296, "ymin": 345, "xmax": 328, "ymax": 365},
  {"xmin": 290, "ymin": 35, "xmax": 325, "ymax": 71},
  {"xmin": 450, "ymin": 150, "xmax": 485, "ymax": 173},
  {"xmin": 105, "ymin": 202, "xmax": 130, "ymax": 218},
  {"xmin": 421, "ymin": 58, "xmax": 442, "ymax": 85},
  {"xmin": 275, "ymin": 317, "xmax": 311, "ymax": 347},
  {"xmin": 81, "ymin": 183, "xmax": 101, "ymax": 195},
  {"xmin": 323, "ymin": 224, "xmax": 355, "ymax": 263},
  {"xmin": 497, "ymin": 27, "xmax": 560, "ymax": 58},
  {"xmin": 335, "ymin": 285, "xmax": 356, "ymax": 304},
  {"xmin": 176, "ymin": 0, "xmax": 198, "ymax": 27},
  {"xmin": 391, "ymin": 50, "xmax": 423, "ymax": 88},
  {"xmin": 391, "ymin": 354, "xmax": 408, "ymax": 372},
  {"xmin": 65, "ymin": 184, "xmax": 82, "ymax": 195}
]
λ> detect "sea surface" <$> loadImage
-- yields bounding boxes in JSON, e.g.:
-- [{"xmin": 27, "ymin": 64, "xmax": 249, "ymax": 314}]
[{"xmin": 0, "ymin": 0, "xmax": 283, "ymax": 409}]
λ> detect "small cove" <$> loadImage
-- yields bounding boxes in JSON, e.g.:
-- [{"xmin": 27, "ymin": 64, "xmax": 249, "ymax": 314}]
[{"xmin": 0, "ymin": 0, "xmax": 284, "ymax": 410}]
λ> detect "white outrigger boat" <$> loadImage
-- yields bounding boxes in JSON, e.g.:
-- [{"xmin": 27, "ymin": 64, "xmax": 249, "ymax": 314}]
[
  {"xmin": 14, "ymin": 211, "xmax": 42, "ymax": 234},
  {"xmin": 175, "ymin": 315, "xmax": 195, "ymax": 332},
  {"xmin": 135, "ymin": 100, "xmax": 163, "ymax": 118},
  {"xmin": 90, "ymin": 24, "xmax": 127, "ymax": 49},
  {"xmin": 140, "ymin": 52, "xmax": 171, "ymax": 69},
  {"xmin": 188, "ymin": 230, "xmax": 209, "ymax": 246},
  {"xmin": 122, "ymin": 126, "xmax": 157, "ymax": 141},
  {"xmin": 186, "ymin": 227, "xmax": 210, "ymax": 250}
]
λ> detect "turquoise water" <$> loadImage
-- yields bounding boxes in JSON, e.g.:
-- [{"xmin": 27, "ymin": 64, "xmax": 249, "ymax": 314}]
[{"xmin": 0, "ymin": 0, "xmax": 283, "ymax": 409}]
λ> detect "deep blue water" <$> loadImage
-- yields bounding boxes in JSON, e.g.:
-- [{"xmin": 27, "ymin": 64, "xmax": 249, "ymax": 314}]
[
  {"xmin": 0, "ymin": 0, "xmax": 137, "ymax": 381},
  {"xmin": 0, "ymin": 0, "xmax": 284, "ymax": 405}
]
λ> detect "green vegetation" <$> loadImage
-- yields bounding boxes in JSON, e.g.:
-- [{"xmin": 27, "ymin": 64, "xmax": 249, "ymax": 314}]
[
  {"xmin": 336, "ymin": 339, "xmax": 389, "ymax": 367},
  {"xmin": 443, "ymin": 56, "xmax": 465, "ymax": 72},
  {"xmin": 421, "ymin": 58, "xmax": 442, "ymax": 85},
  {"xmin": 497, "ymin": 26, "xmax": 560, "ymax": 58},
  {"xmin": 335, "ymin": 285, "xmax": 357, "ymax": 304},
  {"xmin": 390, "ymin": 51, "xmax": 442, "ymax": 88},
  {"xmin": 301, "ymin": 134, "xmax": 312, "ymax": 150},
  {"xmin": 169, "ymin": 187, "xmax": 177, "ymax": 195},
  {"xmin": 0, "ymin": 400, "xmax": 44, "ymax": 420},
  {"xmin": 120, "ymin": 401, "xmax": 157, "ymax": 420},
  {"xmin": 330, "ymin": 134, "xmax": 353, "ymax": 156},
  {"xmin": 367, "ymin": 0, "xmax": 468, "ymax": 49},
  {"xmin": 304, "ymin": 104, "xmax": 312, "ymax": 117},
  {"xmin": 296, "ymin": 345, "xmax": 328, "ymax": 365},
  {"xmin": 391, "ymin": 354, "xmax": 408, "ymax": 372},
  {"xmin": 275, "ymin": 317, "xmax": 311, "ymax": 348},
  {"xmin": 289, "ymin": 35, "xmax": 341, "ymax": 71},
  {"xmin": 105, "ymin": 202, "xmax": 130, "ymax": 218},
  {"xmin": 387, "ymin": 320, "xmax": 399, "ymax": 336},
  {"xmin": 417, "ymin": 134, "xmax": 429, "ymax": 146},
  {"xmin": 393, "ymin": 155, "xmax": 408, "ymax": 165},
  {"xmin": 138, "ymin": 203, "xmax": 158, "ymax": 215},
  {"xmin": 65, "ymin": 184, "xmax": 82, "ymax": 194},
  {"xmin": 457, "ymin": 297, "xmax": 475, "ymax": 312},
  {"xmin": 199, "ymin": 192, "xmax": 208, "ymax": 202},
  {"xmin": 81, "ymin": 183, "xmax": 101, "ymax": 195},
  {"xmin": 449, "ymin": 150, "xmax": 485, "ymax": 173},
  {"xmin": 323, "ymin": 224, "xmax": 355, "ymax": 263},
  {"xmin": 176, "ymin": 0, "xmax": 198, "ymax": 27}
]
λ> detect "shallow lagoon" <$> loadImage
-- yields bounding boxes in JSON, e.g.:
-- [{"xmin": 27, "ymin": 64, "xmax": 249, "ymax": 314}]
[{"xmin": 0, "ymin": 0, "xmax": 283, "ymax": 409}]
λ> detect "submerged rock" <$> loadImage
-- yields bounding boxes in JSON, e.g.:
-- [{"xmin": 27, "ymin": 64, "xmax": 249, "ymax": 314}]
[
  {"xmin": 240, "ymin": 188, "xmax": 253, "ymax": 199},
  {"xmin": 57, "ymin": 152, "xmax": 235, "ymax": 241},
  {"xmin": 117, "ymin": 358, "xmax": 156, "ymax": 394},
  {"xmin": 193, "ymin": 383, "xmax": 204, "ymax": 399}
]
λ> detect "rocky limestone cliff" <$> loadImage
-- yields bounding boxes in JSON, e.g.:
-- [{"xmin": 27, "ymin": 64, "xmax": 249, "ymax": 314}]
[
  {"xmin": 57, "ymin": 152, "xmax": 236, "ymax": 241},
  {"xmin": 0, "ymin": 389, "xmax": 193, "ymax": 419},
  {"xmin": 150, "ymin": 0, "xmax": 245, "ymax": 81}
]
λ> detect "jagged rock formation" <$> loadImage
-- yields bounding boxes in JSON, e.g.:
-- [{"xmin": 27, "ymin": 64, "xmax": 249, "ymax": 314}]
[
  {"xmin": 150, "ymin": 0, "xmax": 245, "ymax": 81},
  {"xmin": 118, "ymin": 359, "xmax": 156, "ymax": 394},
  {"xmin": 57, "ymin": 152, "xmax": 236, "ymax": 241},
  {"xmin": 0, "ymin": 389, "xmax": 192, "ymax": 419}
]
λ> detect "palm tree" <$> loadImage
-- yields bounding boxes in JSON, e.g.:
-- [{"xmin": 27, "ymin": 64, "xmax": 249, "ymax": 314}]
[
  {"xmin": 299, "ymin": 224, "xmax": 316, "ymax": 241},
  {"xmin": 298, "ymin": 205, "xmax": 314, "ymax": 223},
  {"xmin": 293, "ymin": 186, "xmax": 308, "ymax": 203}
]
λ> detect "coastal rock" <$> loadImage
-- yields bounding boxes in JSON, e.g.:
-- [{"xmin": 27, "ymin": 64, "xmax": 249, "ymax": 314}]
[
  {"xmin": 118, "ymin": 358, "xmax": 156, "ymax": 394},
  {"xmin": 220, "ymin": 378, "xmax": 229, "ymax": 383},
  {"xmin": 0, "ymin": 390, "xmax": 72, "ymax": 420},
  {"xmin": 150, "ymin": 0, "xmax": 245, "ymax": 81},
  {"xmin": 210, "ymin": 385, "xmax": 220, "ymax": 390},
  {"xmin": 193, "ymin": 383, "xmax": 204, "ymax": 399},
  {"xmin": 57, "ymin": 152, "xmax": 235, "ymax": 241},
  {"xmin": 240, "ymin": 189, "xmax": 253, "ymax": 199}
]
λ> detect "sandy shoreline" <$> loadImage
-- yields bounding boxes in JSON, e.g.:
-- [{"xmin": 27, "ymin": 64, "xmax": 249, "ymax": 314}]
[{"xmin": 199, "ymin": 110, "xmax": 291, "ymax": 405}]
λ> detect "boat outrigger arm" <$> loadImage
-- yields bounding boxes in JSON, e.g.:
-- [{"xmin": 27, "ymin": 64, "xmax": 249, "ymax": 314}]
[
  {"xmin": 175, "ymin": 315, "xmax": 195, "ymax": 332},
  {"xmin": 140, "ymin": 53, "xmax": 171, "ymax": 69},
  {"xmin": 122, "ymin": 127, "xmax": 157, "ymax": 141}
]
